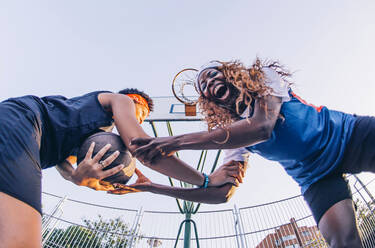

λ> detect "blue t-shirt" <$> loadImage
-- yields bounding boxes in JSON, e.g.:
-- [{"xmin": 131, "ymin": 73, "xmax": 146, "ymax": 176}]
[
  {"xmin": 3, "ymin": 91, "xmax": 113, "ymax": 169},
  {"xmin": 246, "ymin": 92, "xmax": 356, "ymax": 193}
]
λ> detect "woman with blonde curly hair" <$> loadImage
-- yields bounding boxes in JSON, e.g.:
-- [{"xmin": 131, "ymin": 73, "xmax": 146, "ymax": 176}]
[{"xmin": 132, "ymin": 58, "xmax": 373, "ymax": 247}]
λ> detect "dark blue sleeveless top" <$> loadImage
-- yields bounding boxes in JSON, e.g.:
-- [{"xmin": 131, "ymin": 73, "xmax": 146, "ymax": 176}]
[
  {"xmin": 3, "ymin": 91, "xmax": 113, "ymax": 169},
  {"xmin": 246, "ymin": 92, "xmax": 356, "ymax": 193}
]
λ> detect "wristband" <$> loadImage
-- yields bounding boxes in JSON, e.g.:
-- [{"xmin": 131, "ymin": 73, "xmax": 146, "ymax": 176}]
[{"xmin": 200, "ymin": 173, "xmax": 210, "ymax": 188}]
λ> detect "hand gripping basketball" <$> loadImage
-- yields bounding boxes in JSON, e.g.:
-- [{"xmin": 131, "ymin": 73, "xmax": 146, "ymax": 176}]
[
  {"xmin": 78, "ymin": 132, "xmax": 135, "ymax": 184},
  {"xmin": 73, "ymin": 142, "xmax": 125, "ymax": 191}
]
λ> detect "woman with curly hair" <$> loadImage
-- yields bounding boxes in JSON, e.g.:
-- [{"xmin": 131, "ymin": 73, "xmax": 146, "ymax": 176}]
[{"xmin": 132, "ymin": 58, "xmax": 373, "ymax": 247}]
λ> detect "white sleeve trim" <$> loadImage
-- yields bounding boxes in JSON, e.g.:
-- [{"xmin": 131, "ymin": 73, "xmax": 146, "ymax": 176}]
[
  {"xmin": 263, "ymin": 67, "xmax": 290, "ymax": 103},
  {"xmin": 223, "ymin": 148, "xmax": 250, "ymax": 163}
]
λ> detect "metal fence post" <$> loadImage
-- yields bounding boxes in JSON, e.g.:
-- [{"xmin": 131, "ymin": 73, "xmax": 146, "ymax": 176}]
[
  {"xmin": 128, "ymin": 207, "xmax": 144, "ymax": 248},
  {"xmin": 233, "ymin": 204, "xmax": 247, "ymax": 248},
  {"xmin": 42, "ymin": 195, "xmax": 67, "ymax": 246}
]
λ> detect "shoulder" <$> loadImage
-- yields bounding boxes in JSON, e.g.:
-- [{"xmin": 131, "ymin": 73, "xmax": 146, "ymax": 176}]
[
  {"xmin": 98, "ymin": 92, "xmax": 134, "ymax": 111},
  {"xmin": 262, "ymin": 67, "xmax": 291, "ymax": 102}
]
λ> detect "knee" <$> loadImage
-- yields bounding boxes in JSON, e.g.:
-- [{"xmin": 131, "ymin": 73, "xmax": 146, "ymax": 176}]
[
  {"xmin": 0, "ymin": 193, "xmax": 42, "ymax": 248},
  {"xmin": 0, "ymin": 235, "xmax": 41, "ymax": 248},
  {"xmin": 0, "ymin": 225, "xmax": 41, "ymax": 248},
  {"xmin": 328, "ymin": 235, "xmax": 362, "ymax": 248}
]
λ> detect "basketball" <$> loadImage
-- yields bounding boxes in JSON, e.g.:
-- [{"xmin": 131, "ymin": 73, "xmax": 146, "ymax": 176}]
[{"xmin": 77, "ymin": 132, "xmax": 135, "ymax": 184}]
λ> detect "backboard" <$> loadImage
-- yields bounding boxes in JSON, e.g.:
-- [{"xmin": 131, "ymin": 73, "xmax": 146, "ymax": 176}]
[{"xmin": 146, "ymin": 96, "xmax": 203, "ymax": 122}]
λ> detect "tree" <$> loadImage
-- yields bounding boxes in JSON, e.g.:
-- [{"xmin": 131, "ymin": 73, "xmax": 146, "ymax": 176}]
[
  {"xmin": 355, "ymin": 199, "xmax": 375, "ymax": 246},
  {"xmin": 43, "ymin": 215, "xmax": 141, "ymax": 248}
]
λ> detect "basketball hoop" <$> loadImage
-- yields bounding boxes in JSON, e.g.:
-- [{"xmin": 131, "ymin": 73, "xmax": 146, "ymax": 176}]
[{"xmin": 172, "ymin": 68, "xmax": 199, "ymax": 116}]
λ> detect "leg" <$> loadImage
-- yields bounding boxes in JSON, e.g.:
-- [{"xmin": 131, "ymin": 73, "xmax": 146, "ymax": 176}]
[
  {"xmin": 319, "ymin": 199, "xmax": 362, "ymax": 248},
  {"xmin": 304, "ymin": 174, "xmax": 362, "ymax": 247},
  {"xmin": 0, "ymin": 192, "xmax": 41, "ymax": 248},
  {"xmin": 0, "ymin": 102, "xmax": 44, "ymax": 247}
]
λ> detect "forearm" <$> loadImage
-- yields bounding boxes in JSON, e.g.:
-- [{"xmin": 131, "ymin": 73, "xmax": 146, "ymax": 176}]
[
  {"xmin": 175, "ymin": 120, "xmax": 266, "ymax": 150},
  {"xmin": 148, "ymin": 183, "xmax": 235, "ymax": 204},
  {"xmin": 175, "ymin": 96, "xmax": 281, "ymax": 150},
  {"xmin": 146, "ymin": 156, "xmax": 205, "ymax": 186}
]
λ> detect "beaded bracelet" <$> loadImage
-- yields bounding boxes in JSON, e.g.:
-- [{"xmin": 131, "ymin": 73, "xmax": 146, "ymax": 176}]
[{"xmin": 200, "ymin": 173, "xmax": 210, "ymax": 188}]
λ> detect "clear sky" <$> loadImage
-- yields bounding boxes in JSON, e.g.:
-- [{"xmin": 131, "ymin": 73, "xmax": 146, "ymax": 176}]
[{"xmin": 1, "ymin": 0, "xmax": 375, "ymax": 214}]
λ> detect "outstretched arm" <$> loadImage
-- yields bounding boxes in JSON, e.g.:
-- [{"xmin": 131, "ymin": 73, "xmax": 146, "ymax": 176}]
[
  {"xmin": 148, "ymin": 183, "xmax": 236, "ymax": 204},
  {"xmin": 175, "ymin": 95, "xmax": 282, "ymax": 149},
  {"xmin": 109, "ymin": 161, "xmax": 246, "ymax": 204},
  {"xmin": 132, "ymin": 95, "xmax": 282, "ymax": 162},
  {"xmin": 98, "ymin": 93, "xmax": 239, "ymax": 187}
]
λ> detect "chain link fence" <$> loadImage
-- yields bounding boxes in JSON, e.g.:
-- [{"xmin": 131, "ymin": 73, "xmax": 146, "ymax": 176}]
[{"xmin": 41, "ymin": 173, "xmax": 375, "ymax": 248}]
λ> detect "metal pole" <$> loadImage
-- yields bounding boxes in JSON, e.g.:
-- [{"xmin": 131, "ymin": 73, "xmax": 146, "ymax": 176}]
[
  {"xmin": 42, "ymin": 196, "xmax": 67, "ymax": 246},
  {"xmin": 42, "ymin": 195, "xmax": 67, "ymax": 231},
  {"xmin": 174, "ymin": 218, "xmax": 200, "ymax": 248},
  {"xmin": 128, "ymin": 207, "xmax": 144, "ymax": 248},
  {"xmin": 353, "ymin": 175, "xmax": 375, "ymax": 204},
  {"xmin": 183, "ymin": 204, "xmax": 192, "ymax": 248},
  {"xmin": 353, "ymin": 182, "xmax": 374, "ymax": 214},
  {"xmin": 233, "ymin": 204, "xmax": 247, "ymax": 248},
  {"xmin": 233, "ymin": 207, "xmax": 242, "ymax": 248},
  {"xmin": 150, "ymin": 117, "xmax": 204, "ymax": 248}
]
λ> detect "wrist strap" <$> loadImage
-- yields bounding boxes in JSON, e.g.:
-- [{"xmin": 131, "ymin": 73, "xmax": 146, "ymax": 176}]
[{"xmin": 200, "ymin": 173, "xmax": 209, "ymax": 188}]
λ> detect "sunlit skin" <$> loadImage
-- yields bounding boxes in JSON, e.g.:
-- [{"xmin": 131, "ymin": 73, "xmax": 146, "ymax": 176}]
[
  {"xmin": 110, "ymin": 168, "xmax": 151, "ymax": 194},
  {"xmin": 65, "ymin": 154, "xmax": 118, "ymax": 191},
  {"xmin": 134, "ymin": 103, "xmax": 149, "ymax": 124},
  {"xmin": 80, "ymin": 178, "xmax": 115, "ymax": 190}
]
